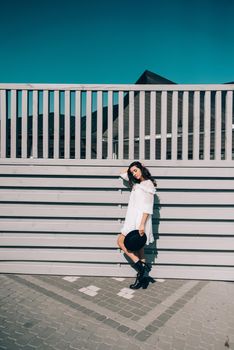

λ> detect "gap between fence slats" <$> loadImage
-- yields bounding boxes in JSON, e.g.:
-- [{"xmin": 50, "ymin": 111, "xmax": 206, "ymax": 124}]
[
  {"xmin": 32, "ymin": 90, "xmax": 38, "ymax": 158},
  {"xmin": 97, "ymin": 91, "xmax": 103, "ymax": 159},
  {"xmin": 10, "ymin": 90, "xmax": 17, "ymax": 158},
  {"xmin": 129, "ymin": 91, "xmax": 134, "ymax": 159},
  {"xmin": 107, "ymin": 91, "xmax": 113, "ymax": 159}
]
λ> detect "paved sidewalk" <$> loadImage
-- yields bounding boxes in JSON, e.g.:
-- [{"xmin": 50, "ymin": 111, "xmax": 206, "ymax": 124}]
[{"xmin": 0, "ymin": 274, "xmax": 233, "ymax": 350}]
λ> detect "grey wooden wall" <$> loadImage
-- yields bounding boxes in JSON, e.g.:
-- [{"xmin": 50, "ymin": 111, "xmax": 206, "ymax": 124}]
[{"xmin": 0, "ymin": 162, "xmax": 233, "ymax": 281}]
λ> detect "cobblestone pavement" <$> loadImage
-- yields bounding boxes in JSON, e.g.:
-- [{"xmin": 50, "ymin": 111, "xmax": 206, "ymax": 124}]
[{"xmin": 0, "ymin": 274, "xmax": 234, "ymax": 350}]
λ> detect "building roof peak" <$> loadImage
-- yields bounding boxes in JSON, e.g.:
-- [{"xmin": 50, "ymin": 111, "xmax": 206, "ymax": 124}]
[{"xmin": 135, "ymin": 70, "xmax": 176, "ymax": 84}]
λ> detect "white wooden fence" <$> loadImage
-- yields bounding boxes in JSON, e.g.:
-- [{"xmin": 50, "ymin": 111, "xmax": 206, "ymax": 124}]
[
  {"xmin": 0, "ymin": 84, "xmax": 234, "ymax": 281},
  {"xmin": 0, "ymin": 84, "xmax": 233, "ymax": 162}
]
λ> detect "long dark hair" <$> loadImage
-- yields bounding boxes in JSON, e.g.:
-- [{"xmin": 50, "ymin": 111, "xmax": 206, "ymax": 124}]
[{"xmin": 127, "ymin": 161, "xmax": 157, "ymax": 188}]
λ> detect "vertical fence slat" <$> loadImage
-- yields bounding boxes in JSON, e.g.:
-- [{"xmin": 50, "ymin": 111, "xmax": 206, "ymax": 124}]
[
  {"xmin": 86, "ymin": 91, "xmax": 92, "ymax": 159},
  {"xmin": 182, "ymin": 91, "xmax": 189, "ymax": 160},
  {"xmin": 10, "ymin": 90, "xmax": 17, "ymax": 158},
  {"xmin": 129, "ymin": 91, "xmax": 134, "ymax": 160},
  {"xmin": 215, "ymin": 91, "xmax": 221, "ymax": 161},
  {"xmin": 43, "ymin": 91, "xmax": 49, "ymax": 159},
  {"xmin": 75, "ymin": 91, "xmax": 81, "ymax": 159},
  {"xmin": 107, "ymin": 91, "xmax": 113, "ymax": 159},
  {"xmin": 161, "ymin": 91, "xmax": 167, "ymax": 160},
  {"xmin": 21, "ymin": 90, "xmax": 28, "ymax": 158},
  {"xmin": 139, "ymin": 91, "xmax": 145, "ymax": 160},
  {"xmin": 171, "ymin": 91, "xmax": 178, "ymax": 160},
  {"xmin": 0, "ymin": 90, "xmax": 6, "ymax": 158},
  {"xmin": 96, "ymin": 91, "xmax": 103, "ymax": 159},
  {"xmin": 53, "ymin": 91, "xmax": 60, "ymax": 159},
  {"xmin": 204, "ymin": 91, "xmax": 211, "ymax": 160},
  {"xmin": 118, "ymin": 91, "xmax": 124, "ymax": 160},
  {"xmin": 32, "ymin": 90, "xmax": 38, "ymax": 158},
  {"xmin": 193, "ymin": 91, "xmax": 200, "ymax": 160},
  {"xmin": 150, "ymin": 91, "xmax": 156, "ymax": 160},
  {"xmin": 225, "ymin": 91, "xmax": 233, "ymax": 161},
  {"xmin": 64, "ymin": 90, "xmax": 70, "ymax": 159}
]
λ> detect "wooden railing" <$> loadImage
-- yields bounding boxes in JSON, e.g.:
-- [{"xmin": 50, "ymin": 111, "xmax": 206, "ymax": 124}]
[{"xmin": 0, "ymin": 84, "xmax": 233, "ymax": 162}]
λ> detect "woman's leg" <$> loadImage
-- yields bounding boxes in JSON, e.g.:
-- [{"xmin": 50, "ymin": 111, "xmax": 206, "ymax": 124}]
[
  {"xmin": 117, "ymin": 234, "xmax": 139, "ymax": 263},
  {"xmin": 136, "ymin": 247, "xmax": 145, "ymax": 262}
]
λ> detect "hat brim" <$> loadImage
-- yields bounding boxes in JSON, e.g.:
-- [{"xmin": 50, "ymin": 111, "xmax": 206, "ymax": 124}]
[{"xmin": 124, "ymin": 230, "xmax": 147, "ymax": 251}]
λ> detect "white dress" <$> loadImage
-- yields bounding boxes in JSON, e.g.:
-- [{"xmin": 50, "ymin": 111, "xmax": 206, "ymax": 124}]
[{"xmin": 120, "ymin": 172, "xmax": 156, "ymax": 245}]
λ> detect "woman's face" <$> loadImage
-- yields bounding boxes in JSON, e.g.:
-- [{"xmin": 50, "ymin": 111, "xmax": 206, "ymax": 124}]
[{"xmin": 130, "ymin": 165, "xmax": 142, "ymax": 180}]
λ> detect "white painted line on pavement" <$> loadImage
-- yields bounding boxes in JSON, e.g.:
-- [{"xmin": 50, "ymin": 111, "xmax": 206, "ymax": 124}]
[
  {"xmin": 63, "ymin": 276, "xmax": 81, "ymax": 282},
  {"xmin": 78, "ymin": 285, "xmax": 100, "ymax": 297}
]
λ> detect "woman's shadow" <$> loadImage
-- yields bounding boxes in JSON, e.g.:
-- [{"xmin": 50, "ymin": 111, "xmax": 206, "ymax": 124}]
[{"xmin": 144, "ymin": 194, "xmax": 161, "ymax": 279}]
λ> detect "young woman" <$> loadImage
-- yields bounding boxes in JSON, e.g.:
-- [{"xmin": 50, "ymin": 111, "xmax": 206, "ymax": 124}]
[{"xmin": 117, "ymin": 161, "xmax": 156, "ymax": 289}]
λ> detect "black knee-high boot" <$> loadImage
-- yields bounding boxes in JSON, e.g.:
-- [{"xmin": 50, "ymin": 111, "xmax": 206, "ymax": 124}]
[{"xmin": 129, "ymin": 260, "xmax": 146, "ymax": 289}]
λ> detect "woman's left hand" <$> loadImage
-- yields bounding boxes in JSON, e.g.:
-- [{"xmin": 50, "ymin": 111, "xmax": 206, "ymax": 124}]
[{"xmin": 138, "ymin": 224, "xmax": 145, "ymax": 236}]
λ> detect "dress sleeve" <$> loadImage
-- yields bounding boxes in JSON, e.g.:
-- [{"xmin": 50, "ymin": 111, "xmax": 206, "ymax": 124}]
[
  {"xmin": 120, "ymin": 172, "xmax": 129, "ymax": 181},
  {"xmin": 138, "ymin": 181, "xmax": 156, "ymax": 214}
]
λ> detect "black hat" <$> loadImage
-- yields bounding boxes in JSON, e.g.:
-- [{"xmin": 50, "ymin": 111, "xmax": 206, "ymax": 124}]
[{"xmin": 124, "ymin": 230, "xmax": 147, "ymax": 251}]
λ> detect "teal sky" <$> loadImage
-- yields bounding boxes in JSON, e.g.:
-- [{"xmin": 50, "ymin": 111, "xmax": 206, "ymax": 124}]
[{"xmin": 0, "ymin": 0, "xmax": 233, "ymax": 84}]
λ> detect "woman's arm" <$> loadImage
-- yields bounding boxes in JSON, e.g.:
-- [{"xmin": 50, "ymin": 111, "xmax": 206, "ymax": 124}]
[
  {"xmin": 138, "ymin": 213, "xmax": 149, "ymax": 235},
  {"xmin": 120, "ymin": 169, "xmax": 129, "ymax": 181}
]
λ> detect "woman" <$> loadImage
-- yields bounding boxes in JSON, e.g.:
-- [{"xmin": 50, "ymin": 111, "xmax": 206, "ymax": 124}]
[{"xmin": 117, "ymin": 161, "xmax": 156, "ymax": 289}]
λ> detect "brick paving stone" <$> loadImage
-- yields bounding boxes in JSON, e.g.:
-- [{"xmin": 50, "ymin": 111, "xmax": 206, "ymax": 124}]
[
  {"xmin": 117, "ymin": 325, "xmax": 130, "ymax": 333},
  {"xmin": 118, "ymin": 310, "xmax": 133, "ymax": 318},
  {"xmin": 135, "ymin": 330, "xmax": 151, "ymax": 341},
  {"xmin": 145, "ymin": 324, "xmax": 159, "ymax": 333},
  {"xmin": 1, "ymin": 274, "xmax": 234, "ymax": 350},
  {"xmin": 102, "ymin": 318, "xmax": 120, "ymax": 328},
  {"xmin": 126, "ymin": 329, "xmax": 138, "ymax": 337}
]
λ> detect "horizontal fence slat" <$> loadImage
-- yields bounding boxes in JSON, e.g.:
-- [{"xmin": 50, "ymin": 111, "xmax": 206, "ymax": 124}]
[
  {"xmin": 0, "ymin": 249, "xmax": 233, "ymax": 266},
  {"xmin": 2, "ymin": 164, "xmax": 234, "ymax": 177},
  {"xmin": 0, "ymin": 204, "xmax": 234, "ymax": 220},
  {"xmin": 1, "ymin": 233, "xmax": 233, "ymax": 250},
  {"xmin": 1, "ymin": 177, "xmax": 234, "ymax": 189},
  {"xmin": 0, "ymin": 262, "xmax": 233, "ymax": 280},
  {"xmin": 1, "ymin": 189, "xmax": 234, "ymax": 205},
  {"xmin": 1, "ymin": 159, "xmax": 234, "ymax": 167},
  {"xmin": 0, "ymin": 83, "xmax": 234, "ymax": 91},
  {"xmin": 1, "ymin": 219, "xmax": 233, "ymax": 235}
]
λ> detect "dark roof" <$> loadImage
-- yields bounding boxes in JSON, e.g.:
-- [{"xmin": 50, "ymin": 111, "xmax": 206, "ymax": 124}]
[{"xmin": 135, "ymin": 70, "xmax": 176, "ymax": 85}]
